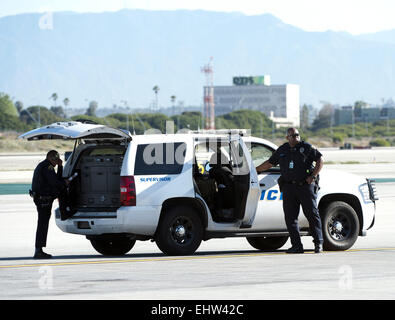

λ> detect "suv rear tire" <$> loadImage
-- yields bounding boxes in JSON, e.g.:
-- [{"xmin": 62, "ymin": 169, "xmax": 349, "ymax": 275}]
[
  {"xmin": 321, "ymin": 201, "xmax": 359, "ymax": 251},
  {"xmin": 90, "ymin": 236, "xmax": 136, "ymax": 256},
  {"xmin": 247, "ymin": 236, "xmax": 288, "ymax": 251},
  {"xmin": 155, "ymin": 206, "xmax": 203, "ymax": 256}
]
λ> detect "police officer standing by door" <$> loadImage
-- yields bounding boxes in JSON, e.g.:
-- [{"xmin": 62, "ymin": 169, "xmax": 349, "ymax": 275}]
[
  {"xmin": 31, "ymin": 150, "xmax": 68, "ymax": 259},
  {"xmin": 256, "ymin": 128, "xmax": 324, "ymax": 253}
]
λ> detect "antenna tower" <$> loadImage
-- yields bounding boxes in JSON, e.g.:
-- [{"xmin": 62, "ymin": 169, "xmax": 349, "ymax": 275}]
[{"xmin": 201, "ymin": 57, "xmax": 215, "ymax": 129}]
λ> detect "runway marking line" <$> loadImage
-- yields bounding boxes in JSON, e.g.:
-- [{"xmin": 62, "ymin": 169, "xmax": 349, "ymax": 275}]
[{"xmin": 1, "ymin": 247, "xmax": 395, "ymax": 269}]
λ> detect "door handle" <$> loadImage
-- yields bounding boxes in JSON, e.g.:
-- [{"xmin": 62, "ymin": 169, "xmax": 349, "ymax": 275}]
[{"xmin": 260, "ymin": 183, "xmax": 266, "ymax": 187}]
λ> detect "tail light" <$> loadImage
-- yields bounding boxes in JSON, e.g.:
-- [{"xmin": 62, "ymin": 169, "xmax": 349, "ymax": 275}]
[{"xmin": 120, "ymin": 176, "xmax": 136, "ymax": 206}]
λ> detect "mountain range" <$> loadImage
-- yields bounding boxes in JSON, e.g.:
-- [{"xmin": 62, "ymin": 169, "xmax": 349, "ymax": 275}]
[{"xmin": 0, "ymin": 9, "xmax": 394, "ymax": 110}]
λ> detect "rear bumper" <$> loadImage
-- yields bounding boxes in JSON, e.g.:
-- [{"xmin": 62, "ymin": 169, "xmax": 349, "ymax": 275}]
[{"xmin": 54, "ymin": 205, "xmax": 162, "ymax": 236}]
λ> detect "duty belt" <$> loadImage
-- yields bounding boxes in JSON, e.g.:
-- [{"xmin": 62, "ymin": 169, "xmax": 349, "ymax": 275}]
[
  {"xmin": 30, "ymin": 190, "xmax": 54, "ymax": 201},
  {"xmin": 284, "ymin": 180, "xmax": 306, "ymax": 186},
  {"xmin": 39, "ymin": 195, "xmax": 54, "ymax": 201}
]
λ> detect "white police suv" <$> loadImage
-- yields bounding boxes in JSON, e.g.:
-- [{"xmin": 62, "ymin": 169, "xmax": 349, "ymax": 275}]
[{"xmin": 19, "ymin": 121, "xmax": 378, "ymax": 256}]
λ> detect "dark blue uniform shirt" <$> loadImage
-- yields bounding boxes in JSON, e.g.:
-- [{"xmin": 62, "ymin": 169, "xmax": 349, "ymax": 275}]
[
  {"xmin": 32, "ymin": 159, "xmax": 66, "ymax": 197},
  {"xmin": 268, "ymin": 141, "xmax": 322, "ymax": 182}
]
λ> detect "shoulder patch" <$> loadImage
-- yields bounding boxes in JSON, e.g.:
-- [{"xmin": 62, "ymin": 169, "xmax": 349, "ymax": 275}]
[{"xmin": 48, "ymin": 165, "xmax": 54, "ymax": 171}]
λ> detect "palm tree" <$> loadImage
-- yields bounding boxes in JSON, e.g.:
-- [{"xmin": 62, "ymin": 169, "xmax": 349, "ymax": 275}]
[
  {"xmin": 170, "ymin": 95, "xmax": 176, "ymax": 115},
  {"xmin": 63, "ymin": 97, "xmax": 70, "ymax": 118},
  {"xmin": 152, "ymin": 85, "xmax": 160, "ymax": 111},
  {"xmin": 50, "ymin": 93, "xmax": 58, "ymax": 107},
  {"xmin": 63, "ymin": 97, "xmax": 70, "ymax": 107}
]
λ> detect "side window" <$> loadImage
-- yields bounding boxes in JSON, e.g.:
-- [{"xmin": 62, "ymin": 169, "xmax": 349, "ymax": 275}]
[
  {"xmin": 134, "ymin": 142, "xmax": 186, "ymax": 175},
  {"xmin": 230, "ymin": 141, "xmax": 250, "ymax": 175},
  {"xmin": 194, "ymin": 142, "xmax": 231, "ymax": 176},
  {"xmin": 250, "ymin": 143, "xmax": 274, "ymax": 168}
]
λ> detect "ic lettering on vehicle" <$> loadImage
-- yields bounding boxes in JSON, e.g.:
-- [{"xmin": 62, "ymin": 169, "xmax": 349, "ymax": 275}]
[{"xmin": 260, "ymin": 189, "xmax": 283, "ymax": 201}]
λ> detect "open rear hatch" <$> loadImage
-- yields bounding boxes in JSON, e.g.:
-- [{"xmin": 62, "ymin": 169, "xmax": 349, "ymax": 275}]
[
  {"xmin": 18, "ymin": 121, "xmax": 132, "ymax": 142},
  {"xmin": 19, "ymin": 121, "xmax": 132, "ymax": 219}
]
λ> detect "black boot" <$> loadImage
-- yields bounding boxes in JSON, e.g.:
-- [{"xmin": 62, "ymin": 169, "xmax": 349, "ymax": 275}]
[
  {"xmin": 314, "ymin": 243, "xmax": 323, "ymax": 253},
  {"xmin": 286, "ymin": 246, "xmax": 304, "ymax": 254},
  {"xmin": 34, "ymin": 247, "xmax": 52, "ymax": 259}
]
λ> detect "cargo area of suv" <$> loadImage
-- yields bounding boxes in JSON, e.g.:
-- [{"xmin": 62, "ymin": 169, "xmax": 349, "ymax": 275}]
[
  {"xmin": 61, "ymin": 145, "xmax": 127, "ymax": 216},
  {"xmin": 17, "ymin": 120, "xmax": 134, "ymax": 222}
]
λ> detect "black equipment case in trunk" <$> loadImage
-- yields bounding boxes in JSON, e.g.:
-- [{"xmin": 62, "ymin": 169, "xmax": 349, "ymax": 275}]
[{"xmin": 77, "ymin": 154, "xmax": 123, "ymax": 209}]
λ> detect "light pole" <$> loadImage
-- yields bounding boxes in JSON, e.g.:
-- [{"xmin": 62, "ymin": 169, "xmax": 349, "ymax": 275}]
[
  {"xmin": 153, "ymin": 86, "xmax": 160, "ymax": 111},
  {"xmin": 352, "ymin": 106, "xmax": 355, "ymax": 139},
  {"xmin": 270, "ymin": 110, "xmax": 275, "ymax": 140},
  {"xmin": 121, "ymin": 100, "xmax": 130, "ymax": 133},
  {"xmin": 387, "ymin": 116, "xmax": 390, "ymax": 135}
]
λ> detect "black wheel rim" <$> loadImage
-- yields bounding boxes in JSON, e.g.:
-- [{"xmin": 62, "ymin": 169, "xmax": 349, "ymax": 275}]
[
  {"xmin": 170, "ymin": 216, "xmax": 194, "ymax": 246},
  {"xmin": 328, "ymin": 211, "xmax": 352, "ymax": 241}
]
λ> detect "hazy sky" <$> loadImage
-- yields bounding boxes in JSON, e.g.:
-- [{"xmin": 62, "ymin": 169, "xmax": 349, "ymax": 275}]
[{"xmin": 1, "ymin": 0, "xmax": 395, "ymax": 35}]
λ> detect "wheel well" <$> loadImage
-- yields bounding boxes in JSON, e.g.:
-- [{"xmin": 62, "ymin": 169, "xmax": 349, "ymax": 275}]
[
  {"xmin": 159, "ymin": 197, "xmax": 208, "ymax": 229},
  {"xmin": 318, "ymin": 194, "xmax": 363, "ymax": 235}
]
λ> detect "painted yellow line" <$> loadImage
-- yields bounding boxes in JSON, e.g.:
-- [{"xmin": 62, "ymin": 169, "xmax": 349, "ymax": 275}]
[
  {"xmin": 0, "ymin": 252, "xmax": 275, "ymax": 269},
  {"xmin": 1, "ymin": 247, "xmax": 395, "ymax": 269}
]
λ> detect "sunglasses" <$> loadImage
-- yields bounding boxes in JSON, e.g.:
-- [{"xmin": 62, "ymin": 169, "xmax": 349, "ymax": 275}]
[{"xmin": 288, "ymin": 133, "xmax": 300, "ymax": 138}]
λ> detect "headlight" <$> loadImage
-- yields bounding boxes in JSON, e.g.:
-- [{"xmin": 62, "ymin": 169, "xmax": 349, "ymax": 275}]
[{"xmin": 359, "ymin": 183, "xmax": 371, "ymax": 203}]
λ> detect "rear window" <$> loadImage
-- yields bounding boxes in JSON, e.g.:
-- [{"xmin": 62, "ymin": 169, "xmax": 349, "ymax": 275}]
[{"xmin": 134, "ymin": 142, "xmax": 186, "ymax": 175}]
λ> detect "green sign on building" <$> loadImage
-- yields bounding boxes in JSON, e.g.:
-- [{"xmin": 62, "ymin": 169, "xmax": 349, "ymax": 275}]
[{"xmin": 233, "ymin": 75, "xmax": 271, "ymax": 86}]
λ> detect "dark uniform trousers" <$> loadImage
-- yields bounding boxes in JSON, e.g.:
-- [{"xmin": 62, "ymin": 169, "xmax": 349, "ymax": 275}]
[
  {"xmin": 34, "ymin": 197, "xmax": 54, "ymax": 248},
  {"xmin": 31, "ymin": 159, "xmax": 66, "ymax": 250},
  {"xmin": 282, "ymin": 182, "xmax": 323, "ymax": 248}
]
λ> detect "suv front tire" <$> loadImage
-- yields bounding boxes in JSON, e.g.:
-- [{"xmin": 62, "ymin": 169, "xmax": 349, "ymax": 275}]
[{"xmin": 321, "ymin": 201, "xmax": 359, "ymax": 251}]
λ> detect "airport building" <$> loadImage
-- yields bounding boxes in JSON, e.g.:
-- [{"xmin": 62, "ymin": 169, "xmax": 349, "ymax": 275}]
[
  {"xmin": 207, "ymin": 76, "xmax": 300, "ymax": 128},
  {"xmin": 334, "ymin": 106, "xmax": 395, "ymax": 125}
]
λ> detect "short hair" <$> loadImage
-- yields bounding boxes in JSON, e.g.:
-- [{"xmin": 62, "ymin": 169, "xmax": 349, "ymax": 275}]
[
  {"xmin": 286, "ymin": 127, "xmax": 298, "ymax": 135},
  {"xmin": 47, "ymin": 150, "xmax": 60, "ymax": 161}
]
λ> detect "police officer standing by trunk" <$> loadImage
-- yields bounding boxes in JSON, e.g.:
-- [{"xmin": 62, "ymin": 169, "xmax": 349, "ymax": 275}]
[
  {"xmin": 256, "ymin": 128, "xmax": 324, "ymax": 253},
  {"xmin": 31, "ymin": 150, "xmax": 68, "ymax": 259}
]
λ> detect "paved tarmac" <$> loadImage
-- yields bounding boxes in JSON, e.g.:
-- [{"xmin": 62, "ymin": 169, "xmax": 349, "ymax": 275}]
[
  {"xmin": 0, "ymin": 182, "xmax": 393, "ymax": 300},
  {"xmin": 0, "ymin": 149, "xmax": 394, "ymax": 300}
]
